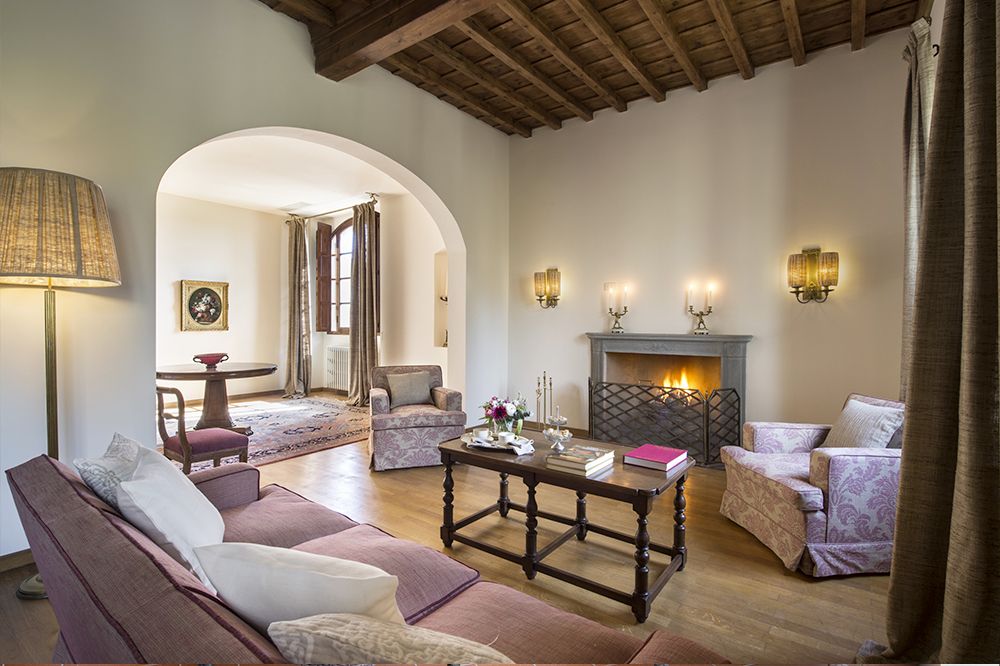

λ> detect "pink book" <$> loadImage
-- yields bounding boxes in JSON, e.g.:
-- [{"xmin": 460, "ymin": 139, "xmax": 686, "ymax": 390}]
[{"xmin": 623, "ymin": 444, "xmax": 688, "ymax": 471}]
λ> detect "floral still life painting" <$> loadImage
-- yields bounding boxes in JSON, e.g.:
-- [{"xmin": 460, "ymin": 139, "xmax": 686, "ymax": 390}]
[{"xmin": 180, "ymin": 280, "xmax": 229, "ymax": 331}]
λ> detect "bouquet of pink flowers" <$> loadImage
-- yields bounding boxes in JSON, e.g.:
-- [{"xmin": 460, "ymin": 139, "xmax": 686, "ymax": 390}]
[{"xmin": 481, "ymin": 394, "xmax": 532, "ymax": 434}]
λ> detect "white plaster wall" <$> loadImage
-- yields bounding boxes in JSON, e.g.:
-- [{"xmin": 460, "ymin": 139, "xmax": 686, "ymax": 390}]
[
  {"xmin": 155, "ymin": 194, "xmax": 285, "ymax": 401},
  {"xmin": 379, "ymin": 194, "xmax": 449, "ymax": 374},
  {"xmin": 0, "ymin": 0, "xmax": 509, "ymax": 555},
  {"xmin": 508, "ymin": 33, "xmax": 909, "ymax": 429}
]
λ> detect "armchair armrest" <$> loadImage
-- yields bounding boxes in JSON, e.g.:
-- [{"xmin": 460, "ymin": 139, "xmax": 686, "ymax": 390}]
[
  {"xmin": 190, "ymin": 463, "xmax": 260, "ymax": 510},
  {"xmin": 809, "ymin": 448, "xmax": 901, "ymax": 543},
  {"xmin": 743, "ymin": 421, "xmax": 831, "ymax": 454},
  {"xmin": 431, "ymin": 386, "xmax": 462, "ymax": 412},
  {"xmin": 370, "ymin": 388, "xmax": 390, "ymax": 416}
]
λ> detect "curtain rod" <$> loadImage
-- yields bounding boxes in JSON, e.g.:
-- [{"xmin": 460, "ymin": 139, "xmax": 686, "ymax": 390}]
[{"xmin": 296, "ymin": 193, "xmax": 378, "ymax": 220}]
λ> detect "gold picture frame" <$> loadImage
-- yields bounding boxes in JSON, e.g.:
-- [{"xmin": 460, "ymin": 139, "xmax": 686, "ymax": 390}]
[{"xmin": 180, "ymin": 280, "xmax": 229, "ymax": 331}]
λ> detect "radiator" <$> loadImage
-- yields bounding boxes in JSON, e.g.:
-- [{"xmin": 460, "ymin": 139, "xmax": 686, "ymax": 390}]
[{"xmin": 326, "ymin": 346, "xmax": 350, "ymax": 392}]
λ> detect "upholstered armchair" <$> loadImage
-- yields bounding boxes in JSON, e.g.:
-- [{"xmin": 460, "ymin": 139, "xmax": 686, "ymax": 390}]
[
  {"xmin": 368, "ymin": 365, "xmax": 466, "ymax": 471},
  {"xmin": 720, "ymin": 394, "xmax": 903, "ymax": 577}
]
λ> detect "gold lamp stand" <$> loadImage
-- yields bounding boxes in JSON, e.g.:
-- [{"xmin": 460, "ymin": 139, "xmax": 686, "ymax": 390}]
[{"xmin": 0, "ymin": 167, "xmax": 122, "ymax": 603}]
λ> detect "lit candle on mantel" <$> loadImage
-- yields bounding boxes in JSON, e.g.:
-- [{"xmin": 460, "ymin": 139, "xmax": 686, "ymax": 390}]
[
  {"xmin": 622, "ymin": 285, "xmax": 629, "ymax": 309},
  {"xmin": 605, "ymin": 283, "xmax": 616, "ymax": 311},
  {"xmin": 707, "ymin": 282, "xmax": 716, "ymax": 309},
  {"xmin": 687, "ymin": 283, "xmax": 696, "ymax": 310}
]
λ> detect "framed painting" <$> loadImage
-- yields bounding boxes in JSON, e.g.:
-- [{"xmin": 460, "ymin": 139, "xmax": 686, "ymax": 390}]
[{"xmin": 180, "ymin": 280, "xmax": 229, "ymax": 331}]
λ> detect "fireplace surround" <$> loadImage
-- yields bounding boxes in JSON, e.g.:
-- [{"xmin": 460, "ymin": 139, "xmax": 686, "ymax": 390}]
[{"xmin": 587, "ymin": 333, "xmax": 752, "ymax": 464}]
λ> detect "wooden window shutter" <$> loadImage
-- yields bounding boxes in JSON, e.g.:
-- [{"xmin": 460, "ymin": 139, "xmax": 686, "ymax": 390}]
[{"xmin": 316, "ymin": 222, "xmax": 332, "ymax": 332}]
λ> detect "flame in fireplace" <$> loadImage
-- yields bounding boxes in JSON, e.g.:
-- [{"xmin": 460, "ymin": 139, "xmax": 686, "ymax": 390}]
[{"xmin": 662, "ymin": 369, "xmax": 691, "ymax": 390}]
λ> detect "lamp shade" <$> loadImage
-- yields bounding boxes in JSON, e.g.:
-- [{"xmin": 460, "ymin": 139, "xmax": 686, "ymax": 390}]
[
  {"xmin": 0, "ymin": 167, "xmax": 121, "ymax": 287},
  {"xmin": 818, "ymin": 252, "xmax": 839, "ymax": 287},
  {"xmin": 533, "ymin": 272, "xmax": 546, "ymax": 298},
  {"xmin": 545, "ymin": 268, "xmax": 561, "ymax": 298},
  {"xmin": 787, "ymin": 254, "xmax": 806, "ymax": 288}
]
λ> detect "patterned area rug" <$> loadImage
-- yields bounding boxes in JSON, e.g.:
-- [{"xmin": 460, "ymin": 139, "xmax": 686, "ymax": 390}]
[{"xmin": 176, "ymin": 395, "xmax": 370, "ymax": 470}]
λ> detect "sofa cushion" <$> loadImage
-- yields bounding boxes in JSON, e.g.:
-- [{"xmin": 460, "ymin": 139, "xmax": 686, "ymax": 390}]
[
  {"xmin": 415, "ymin": 581, "xmax": 643, "ymax": 663},
  {"xmin": 293, "ymin": 524, "xmax": 479, "ymax": 622},
  {"xmin": 387, "ymin": 370, "xmax": 434, "ymax": 407},
  {"xmin": 221, "ymin": 485, "xmax": 357, "ymax": 547},
  {"xmin": 720, "ymin": 446, "xmax": 823, "ymax": 510},
  {"xmin": 628, "ymin": 629, "xmax": 730, "ymax": 663},
  {"xmin": 371, "ymin": 404, "xmax": 467, "ymax": 431}
]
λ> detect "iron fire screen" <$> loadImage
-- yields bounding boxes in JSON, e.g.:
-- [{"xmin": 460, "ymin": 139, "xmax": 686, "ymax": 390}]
[{"xmin": 588, "ymin": 380, "xmax": 740, "ymax": 466}]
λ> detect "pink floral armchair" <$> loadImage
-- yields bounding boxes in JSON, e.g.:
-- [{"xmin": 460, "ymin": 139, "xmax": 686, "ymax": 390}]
[
  {"xmin": 368, "ymin": 365, "xmax": 466, "ymax": 471},
  {"xmin": 720, "ymin": 394, "xmax": 903, "ymax": 577}
]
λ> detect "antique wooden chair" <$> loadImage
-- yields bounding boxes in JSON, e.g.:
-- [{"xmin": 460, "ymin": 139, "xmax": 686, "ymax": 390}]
[{"xmin": 156, "ymin": 386, "xmax": 249, "ymax": 474}]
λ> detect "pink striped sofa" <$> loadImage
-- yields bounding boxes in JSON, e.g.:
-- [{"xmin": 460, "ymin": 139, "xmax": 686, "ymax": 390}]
[{"xmin": 7, "ymin": 455, "xmax": 727, "ymax": 663}]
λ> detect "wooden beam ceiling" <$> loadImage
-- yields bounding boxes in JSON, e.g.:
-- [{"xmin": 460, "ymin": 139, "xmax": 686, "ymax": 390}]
[
  {"xmin": 563, "ymin": 0, "xmax": 665, "ymax": 102},
  {"xmin": 313, "ymin": 0, "xmax": 498, "ymax": 80},
  {"xmin": 636, "ymin": 0, "xmax": 707, "ymax": 92},
  {"xmin": 259, "ymin": 0, "xmax": 929, "ymax": 137}
]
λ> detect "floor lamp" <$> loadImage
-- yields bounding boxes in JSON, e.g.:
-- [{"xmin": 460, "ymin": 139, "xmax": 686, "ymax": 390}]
[{"xmin": 0, "ymin": 167, "xmax": 122, "ymax": 600}]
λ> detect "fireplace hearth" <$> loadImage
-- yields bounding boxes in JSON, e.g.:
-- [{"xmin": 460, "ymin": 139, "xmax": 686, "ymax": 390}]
[{"xmin": 587, "ymin": 333, "xmax": 752, "ymax": 465}]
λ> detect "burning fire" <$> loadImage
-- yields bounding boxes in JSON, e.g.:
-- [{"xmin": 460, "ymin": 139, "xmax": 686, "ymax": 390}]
[{"xmin": 662, "ymin": 369, "xmax": 691, "ymax": 390}]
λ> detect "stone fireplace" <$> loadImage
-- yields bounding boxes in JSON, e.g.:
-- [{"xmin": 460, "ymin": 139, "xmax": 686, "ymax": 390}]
[{"xmin": 586, "ymin": 333, "xmax": 752, "ymax": 465}]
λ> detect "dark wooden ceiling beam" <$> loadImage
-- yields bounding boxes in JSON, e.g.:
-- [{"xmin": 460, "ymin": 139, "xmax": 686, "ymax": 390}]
[
  {"xmin": 457, "ymin": 18, "xmax": 593, "ymax": 121},
  {"xmin": 705, "ymin": 0, "xmax": 754, "ymax": 79},
  {"xmin": 635, "ymin": 0, "xmax": 706, "ymax": 91},
  {"xmin": 916, "ymin": 0, "xmax": 934, "ymax": 18},
  {"xmin": 778, "ymin": 0, "xmax": 806, "ymax": 65},
  {"xmin": 499, "ymin": 0, "xmax": 627, "ymax": 112},
  {"xmin": 563, "ymin": 0, "xmax": 665, "ymax": 102},
  {"xmin": 274, "ymin": 0, "xmax": 337, "ymax": 26},
  {"xmin": 387, "ymin": 53, "xmax": 533, "ymax": 137},
  {"xmin": 422, "ymin": 37, "xmax": 562, "ymax": 129},
  {"xmin": 313, "ymin": 0, "xmax": 498, "ymax": 81},
  {"xmin": 851, "ymin": 0, "xmax": 866, "ymax": 50}
]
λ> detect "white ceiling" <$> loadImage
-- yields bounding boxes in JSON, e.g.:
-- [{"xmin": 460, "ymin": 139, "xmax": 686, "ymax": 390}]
[{"xmin": 158, "ymin": 135, "xmax": 408, "ymax": 217}]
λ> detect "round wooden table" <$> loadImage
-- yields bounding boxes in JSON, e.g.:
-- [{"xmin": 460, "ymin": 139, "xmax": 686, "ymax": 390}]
[{"xmin": 155, "ymin": 362, "xmax": 277, "ymax": 435}]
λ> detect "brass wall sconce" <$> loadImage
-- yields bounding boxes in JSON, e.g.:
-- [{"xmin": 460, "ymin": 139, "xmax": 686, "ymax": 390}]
[
  {"xmin": 787, "ymin": 247, "xmax": 839, "ymax": 303},
  {"xmin": 534, "ymin": 268, "xmax": 561, "ymax": 309}
]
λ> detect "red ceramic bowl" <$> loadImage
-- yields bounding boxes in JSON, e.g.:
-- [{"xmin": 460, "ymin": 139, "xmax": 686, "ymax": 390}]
[{"xmin": 193, "ymin": 353, "xmax": 229, "ymax": 369}]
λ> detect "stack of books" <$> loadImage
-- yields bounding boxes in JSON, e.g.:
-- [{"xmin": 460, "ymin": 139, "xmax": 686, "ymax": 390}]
[
  {"xmin": 622, "ymin": 444, "xmax": 688, "ymax": 472},
  {"xmin": 546, "ymin": 445, "xmax": 615, "ymax": 476}
]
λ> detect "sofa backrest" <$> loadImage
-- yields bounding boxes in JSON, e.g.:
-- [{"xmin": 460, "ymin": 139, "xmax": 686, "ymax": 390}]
[
  {"xmin": 6, "ymin": 455, "xmax": 283, "ymax": 663},
  {"xmin": 371, "ymin": 365, "xmax": 444, "ymax": 391}
]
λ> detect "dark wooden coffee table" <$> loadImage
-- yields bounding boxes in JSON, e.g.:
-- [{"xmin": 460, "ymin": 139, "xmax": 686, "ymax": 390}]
[{"xmin": 438, "ymin": 432, "xmax": 695, "ymax": 622}]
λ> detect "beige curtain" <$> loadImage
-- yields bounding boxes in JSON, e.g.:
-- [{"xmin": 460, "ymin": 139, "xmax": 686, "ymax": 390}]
[
  {"xmin": 859, "ymin": 0, "xmax": 999, "ymax": 662},
  {"xmin": 283, "ymin": 216, "xmax": 312, "ymax": 398},
  {"xmin": 899, "ymin": 17, "xmax": 937, "ymax": 401},
  {"xmin": 347, "ymin": 202, "xmax": 380, "ymax": 406}
]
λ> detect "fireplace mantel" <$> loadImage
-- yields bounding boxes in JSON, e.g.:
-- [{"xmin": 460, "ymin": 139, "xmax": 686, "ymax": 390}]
[{"xmin": 587, "ymin": 332, "xmax": 753, "ymax": 423}]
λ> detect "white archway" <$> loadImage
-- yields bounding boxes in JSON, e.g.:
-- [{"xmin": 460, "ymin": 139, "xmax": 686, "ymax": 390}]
[{"xmin": 157, "ymin": 126, "xmax": 468, "ymax": 396}]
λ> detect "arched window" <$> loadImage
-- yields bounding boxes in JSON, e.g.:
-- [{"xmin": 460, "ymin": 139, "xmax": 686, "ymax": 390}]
[{"xmin": 316, "ymin": 219, "xmax": 353, "ymax": 333}]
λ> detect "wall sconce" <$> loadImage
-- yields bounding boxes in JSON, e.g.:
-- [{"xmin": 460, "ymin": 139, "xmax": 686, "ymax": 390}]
[
  {"xmin": 534, "ymin": 268, "xmax": 561, "ymax": 309},
  {"xmin": 787, "ymin": 247, "xmax": 839, "ymax": 303}
]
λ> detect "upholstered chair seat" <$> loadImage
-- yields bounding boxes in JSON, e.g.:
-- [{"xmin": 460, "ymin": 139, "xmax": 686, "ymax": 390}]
[
  {"xmin": 165, "ymin": 428, "xmax": 249, "ymax": 456},
  {"xmin": 367, "ymin": 365, "xmax": 466, "ymax": 471}
]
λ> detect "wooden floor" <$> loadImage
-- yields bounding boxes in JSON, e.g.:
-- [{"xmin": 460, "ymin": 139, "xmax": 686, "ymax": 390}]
[{"xmin": 0, "ymin": 439, "xmax": 889, "ymax": 663}]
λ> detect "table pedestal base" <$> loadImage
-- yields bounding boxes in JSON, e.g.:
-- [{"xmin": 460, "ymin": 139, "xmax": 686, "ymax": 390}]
[{"xmin": 195, "ymin": 378, "xmax": 253, "ymax": 435}]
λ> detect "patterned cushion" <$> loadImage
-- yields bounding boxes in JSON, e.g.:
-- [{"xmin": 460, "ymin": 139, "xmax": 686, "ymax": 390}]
[
  {"xmin": 371, "ymin": 404, "xmax": 466, "ymax": 431},
  {"xmin": 268, "ymin": 613, "xmax": 513, "ymax": 664},
  {"xmin": 73, "ymin": 432, "xmax": 145, "ymax": 508},
  {"xmin": 164, "ymin": 428, "xmax": 248, "ymax": 455},
  {"xmin": 294, "ymin": 524, "xmax": 479, "ymax": 622},
  {"xmin": 721, "ymin": 446, "xmax": 823, "ymax": 510}
]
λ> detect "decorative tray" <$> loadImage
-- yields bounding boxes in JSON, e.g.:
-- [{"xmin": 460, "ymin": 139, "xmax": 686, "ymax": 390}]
[{"xmin": 461, "ymin": 433, "xmax": 534, "ymax": 454}]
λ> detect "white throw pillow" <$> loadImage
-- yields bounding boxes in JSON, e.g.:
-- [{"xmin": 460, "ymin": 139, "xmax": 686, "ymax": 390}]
[
  {"xmin": 194, "ymin": 542, "xmax": 404, "ymax": 634},
  {"xmin": 268, "ymin": 613, "xmax": 513, "ymax": 664},
  {"xmin": 822, "ymin": 399, "xmax": 905, "ymax": 449},
  {"xmin": 75, "ymin": 432, "xmax": 225, "ymax": 591}
]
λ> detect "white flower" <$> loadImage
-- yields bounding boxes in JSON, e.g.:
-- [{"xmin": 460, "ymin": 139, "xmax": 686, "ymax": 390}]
[{"xmin": 505, "ymin": 403, "xmax": 516, "ymax": 416}]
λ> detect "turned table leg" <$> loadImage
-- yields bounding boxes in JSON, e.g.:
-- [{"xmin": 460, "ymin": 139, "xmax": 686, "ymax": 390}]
[
  {"xmin": 632, "ymin": 497, "xmax": 652, "ymax": 623},
  {"xmin": 523, "ymin": 475, "xmax": 538, "ymax": 580},
  {"xmin": 498, "ymin": 472, "xmax": 510, "ymax": 517},
  {"xmin": 674, "ymin": 475, "xmax": 688, "ymax": 570},
  {"xmin": 441, "ymin": 457, "xmax": 455, "ymax": 548},
  {"xmin": 576, "ymin": 490, "xmax": 588, "ymax": 540}
]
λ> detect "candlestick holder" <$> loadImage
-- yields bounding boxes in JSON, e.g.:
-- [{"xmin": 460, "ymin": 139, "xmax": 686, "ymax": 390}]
[
  {"xmin": 688, "ymin": 305, "xmax": 713, "ymax": 335},
  {"xmin": 608, "ymin": 306, "xmax": 629, "ymax": 334}
]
